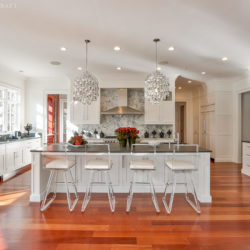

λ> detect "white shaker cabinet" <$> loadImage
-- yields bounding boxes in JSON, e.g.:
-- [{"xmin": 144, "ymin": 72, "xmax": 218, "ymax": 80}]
[
  {"xmin": 242, "ymin": 142, "xmax": 250, "ymax": 176},
  {"xmin": 144, "ymin": 99, "xmax": 174, "ymax": 124},
  {"xmin": 0, "ymin": 145, "xmax": 5, "ymax": 175},
  {"xmin": 71, "ymin": 95, "xmax": 100, "ymax": 125},
  {"xmin": 1, "ymin": 138, "xmax": 42, "ymax": 180}
]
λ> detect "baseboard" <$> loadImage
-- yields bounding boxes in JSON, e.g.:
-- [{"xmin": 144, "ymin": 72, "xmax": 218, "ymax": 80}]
[{"xmin": 215, "ymin": 157, "xmax": 233, "ymax": 162}]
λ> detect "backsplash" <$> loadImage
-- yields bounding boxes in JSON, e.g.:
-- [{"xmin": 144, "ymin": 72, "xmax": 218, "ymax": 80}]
[{"xmin": 78, "ymin": 88, "xmax": 173, "ymax": 138}]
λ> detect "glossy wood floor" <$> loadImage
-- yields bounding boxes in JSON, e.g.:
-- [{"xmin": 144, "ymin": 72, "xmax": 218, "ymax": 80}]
[{"xmin": 1, "ymin": 162, "xmax": 250, "ymax": 250}]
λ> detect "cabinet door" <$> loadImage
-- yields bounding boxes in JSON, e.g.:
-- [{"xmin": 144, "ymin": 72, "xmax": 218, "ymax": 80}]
[
  {"xmin": 71, "ymin": 102, "xmax": 87, "ymax": 124},
  {"xmin": 86, "ymin": 97, "xmax": 100, "ymax": 124},
  {"xmin": 159, "ymin": 101, "xmax": 174, "ymax": 124},
  {"xmin": 144, "ymin": 100, "xmax": 160, "ymax": 124},
  {"xmin": 71, "ymin": 97, "xmax": 100, "ymax": 125},
  {"xmin": 0, "ymin": 151, "xmax": 5, "ymax": 175},
  {"xmin": 6, "ymin": 143, "xmax": 23, "ymax": 171}
]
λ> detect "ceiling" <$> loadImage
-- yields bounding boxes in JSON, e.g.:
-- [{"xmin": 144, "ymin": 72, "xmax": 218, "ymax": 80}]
[{"xmin": 0, "ymin": 0, "xmax": 250, "ymax": 82}]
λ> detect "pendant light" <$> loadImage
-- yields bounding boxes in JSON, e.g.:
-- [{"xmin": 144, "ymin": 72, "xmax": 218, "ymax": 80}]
[
  {"xmin": 73, "ymin": 40, "xmax": 99, "ymax": 105},
  {"xmin": 145, "ymin": 38, "xmax": 170, "ymax": 104}
]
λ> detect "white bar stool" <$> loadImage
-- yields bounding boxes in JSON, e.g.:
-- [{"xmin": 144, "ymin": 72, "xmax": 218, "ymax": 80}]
[
  {"xmin": 162, "ymin": 144, "xmax": 201, "ymax": 214},
  {"xmin": 126, "ymin": 144, "xmax": 160, "ymax": 213},
  {"xmin": 81, "ymin": 144, "xmax": 115, "ymax": 212},
  {"xmin": 40, "ymin": 144, "xmax": 79, "ymax": 212}
]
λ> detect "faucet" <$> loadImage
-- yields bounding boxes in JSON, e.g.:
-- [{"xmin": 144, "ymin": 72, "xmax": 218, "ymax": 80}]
[{"xmin": 175, "ymin": 132, "xmax": 179, "ymax": 145}]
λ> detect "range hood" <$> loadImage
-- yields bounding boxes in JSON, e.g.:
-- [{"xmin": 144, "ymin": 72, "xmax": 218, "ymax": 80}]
[{"xmin": 101, "ymin": 89, "xmax": 144, "ymax": 115}]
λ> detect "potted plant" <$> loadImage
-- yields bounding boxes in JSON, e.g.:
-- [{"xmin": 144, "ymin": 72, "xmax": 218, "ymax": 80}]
[
  {"xmin": 114, "ymin": 127, "xmax": 128, "ymax": 148},
  {"xmin": 24, "ymin": 123, "xmax": 32, "ymax": 136},
  {"xmin": 127, "ymin": 127, "xmax": 139, "ymax": 147}
]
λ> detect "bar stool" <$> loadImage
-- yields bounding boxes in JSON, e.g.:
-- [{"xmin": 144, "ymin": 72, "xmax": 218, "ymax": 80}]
[
  {"xmin": 81, "ymin": 144, "xmax": 115, "ymax": 212},
  {"xmin": 162, "ymin": 144, "xmax": 201, "ymax": 214},
  {"xmin": 126, "ymin": 144, "xmax": 160, "ymax": 213},
  {"xmin": 40, "ymin": 144, "xmax": 79, "ymax": 211}
]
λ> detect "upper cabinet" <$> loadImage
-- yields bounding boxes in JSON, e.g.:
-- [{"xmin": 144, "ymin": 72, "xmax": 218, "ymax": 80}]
[
  {"xmin": 71, "ymin": 95, "xmax": 100, "ymax": 125},
  {"xmin": 144, "ymin": 92, "xmax": 175, "ymax": 124}
]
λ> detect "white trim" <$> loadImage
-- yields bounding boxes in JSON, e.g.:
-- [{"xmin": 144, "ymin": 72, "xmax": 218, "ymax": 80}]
[
  {"xmin": 43, "ymin": 90, "xmax": 70, "ymax": 143},
  {"xmin": 234, "ymin": 86, "xmax": 250, "ymax": 163}
]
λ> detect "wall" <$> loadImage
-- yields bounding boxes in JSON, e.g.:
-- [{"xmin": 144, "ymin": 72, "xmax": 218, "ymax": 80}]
[
  {"xmin": 0, "ymin": 68, "xmax": 26, "ymax": 130},
  {"xmin": 25, "ymin": 76, "xmax": 71, "ymax": 138}
]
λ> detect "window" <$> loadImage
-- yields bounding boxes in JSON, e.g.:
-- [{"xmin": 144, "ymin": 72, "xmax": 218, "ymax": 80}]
[{"xmin": 0, "ymin": 85, "xmax": 21, "ymax": 133}]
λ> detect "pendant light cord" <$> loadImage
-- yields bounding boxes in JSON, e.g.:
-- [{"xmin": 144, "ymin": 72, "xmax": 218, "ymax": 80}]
[
  {"xmin": 85, "ymin": 39, "xmax": 90, "ymax": 72},
  {"xmin": 153, "ymin": 38, "xmax": 160, "ymax": 71}
]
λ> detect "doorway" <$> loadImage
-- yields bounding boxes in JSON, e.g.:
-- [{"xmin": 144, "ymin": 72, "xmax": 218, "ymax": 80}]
[
  {"xmin": 175, "ymin": 102, "xmax": 186, "ymax": 143},
  {"xmin": 47, "ymin": 94, "xmax": 68, "ymax": 143}
]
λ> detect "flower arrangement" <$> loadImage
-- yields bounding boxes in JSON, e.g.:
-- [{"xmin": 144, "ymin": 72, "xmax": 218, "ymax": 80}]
[
  {"xmin": 114, "ymin": 127, "xmax": 139, "ymax": 147},
  {"xmin": 68, "ymin": 135, "xmax": 87, "ymax": 146}
]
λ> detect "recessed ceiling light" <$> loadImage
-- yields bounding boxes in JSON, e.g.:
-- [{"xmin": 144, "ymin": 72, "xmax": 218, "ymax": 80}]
[
  {"xmin": 201, "ymin": 71, "xmax": 206, "ymax": 75},
  {"xmin": 157, "ymin": 66, "xmax": 161, "ymax": 70},
  {"xmin": 116, "ymin": 66, "xmax": 122, "ymax": 70},
  {"xmin": 188, "ymin": 80, "xmax": 192, "ymax": 83},
  {"xmin": 60, "ymin": 47, "xmax": 67, "ymax": 51},
  {"xmin": 50, "ymin": 61, "xmax": 61, "ymax": 65},
  {"xmin": 113, "ymin": 46, "xmax": 120, "ymax": 51},
  {"xmin": 77, "ymin": 67, "xmax": 82, "ymax": 71},
  {"xmin": 222, "ymin": 57, "xmax": 228, "ymax": 61},
  {"xmin": 178, "ymin": 86, "xmax": 182, "ymax": 90},
  {"xmin": 168, "ymin": 46, "xmax": 175, "ymax": 51},
  {"xmin": 19, "ymin": 70, "xmax": 23, "ymax": 73}
]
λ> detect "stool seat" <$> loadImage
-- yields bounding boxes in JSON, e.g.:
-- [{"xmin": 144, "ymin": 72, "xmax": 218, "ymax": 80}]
[
  {"xmin": 166, "ymin": 160, "xmax": 195, "ymax": 170},
  {"xmin": 85, "ymin": 159, "xmax": 110, "ymax": 170},
  {"xmin": 46, "ymin": 159, "xmax": 75, "ymax": 169},
  {"xmin": 130, "ymin": 160, "xmax": 155, "ymax": 170}
]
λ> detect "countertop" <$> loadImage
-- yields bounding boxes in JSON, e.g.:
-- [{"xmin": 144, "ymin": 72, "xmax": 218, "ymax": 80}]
[
  {"xmin": 242, "ymin": 141, "xmax": 250, "ymax": 143},
  {"xmin": 31, "ymin": 143, "xmax": 211, "ymax": 153},
  {"xmin": 0, "ymin": 136, "xmax": 41, "ymax": 144}
]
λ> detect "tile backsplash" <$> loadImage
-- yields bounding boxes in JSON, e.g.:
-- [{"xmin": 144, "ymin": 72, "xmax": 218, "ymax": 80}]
[{"xmin": 78, "ymin": 88, "xmax": 173, "ymax": 138}]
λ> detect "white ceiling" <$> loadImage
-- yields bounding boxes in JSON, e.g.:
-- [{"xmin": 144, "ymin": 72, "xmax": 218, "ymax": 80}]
[{"xmin": 0, "ymin": 0, "xmax": 250, "ymax": 82}]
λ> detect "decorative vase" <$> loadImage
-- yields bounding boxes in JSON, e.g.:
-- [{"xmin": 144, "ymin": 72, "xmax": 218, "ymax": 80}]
[
  {"xmin": 128, "ymin": 137, "xmax": 136, "ymax": 147},
  {"xmin": 119, "ymin": 139, "xmax": 127, "ymax": 148}
]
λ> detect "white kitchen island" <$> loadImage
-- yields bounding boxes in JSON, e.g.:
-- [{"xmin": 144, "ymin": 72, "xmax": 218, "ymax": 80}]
[{"xmin": 30, "ymin": 143, "xmax": 212, "ymax": 203}]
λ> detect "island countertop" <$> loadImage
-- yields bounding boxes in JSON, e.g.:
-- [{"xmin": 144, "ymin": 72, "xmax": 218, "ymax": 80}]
[{"xmin": 31, "ymin": 143, "xmax": 211, "ymax": 154}]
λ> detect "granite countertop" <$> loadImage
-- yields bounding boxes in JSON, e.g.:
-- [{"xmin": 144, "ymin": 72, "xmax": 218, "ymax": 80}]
[
  {"xmin": 0, "ymin": 136, "xmax": 41, "ymax": 144},
  {"xmin": 242, "ymin": 140, "xmax": 250, "ymax": 143},
  {"xmin": 31, "ymin": 143, "xmax": 211, "ymax": 153}
]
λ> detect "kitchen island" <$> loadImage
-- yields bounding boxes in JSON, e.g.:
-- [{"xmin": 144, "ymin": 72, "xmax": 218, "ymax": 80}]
[{"xmin": 30, "ymin": 143, "xmax": 212, "ymax": 203}]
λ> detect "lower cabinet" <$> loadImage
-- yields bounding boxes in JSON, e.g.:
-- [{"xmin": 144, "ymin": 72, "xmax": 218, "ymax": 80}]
[
  {"xmin": 1, "ymin": 138, "xmax": 42, "ymax": 177},
  {"xmin": 242, "ymin": 142, "xmax": 250, "ymax": 176}
]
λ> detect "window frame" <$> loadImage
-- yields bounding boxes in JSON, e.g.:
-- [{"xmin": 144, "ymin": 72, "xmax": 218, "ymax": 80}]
[{"xmin": 0, "ymin": 84, "xmax": 21, "ymax": 134}]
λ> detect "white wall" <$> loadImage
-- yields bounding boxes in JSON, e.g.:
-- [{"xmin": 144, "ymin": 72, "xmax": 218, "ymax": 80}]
[
  {"xmin": 0, "ymin": 68, "xmax": 26, "ymax": 130},
  {"xmin": 25, "ymin": 76, "xmax": 71, "ymax": 138}
]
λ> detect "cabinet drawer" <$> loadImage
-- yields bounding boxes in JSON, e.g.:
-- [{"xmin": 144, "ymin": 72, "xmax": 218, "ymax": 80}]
[{"xmin": 243, "ymin": 155, "xmax": 250, "ymax": 165}]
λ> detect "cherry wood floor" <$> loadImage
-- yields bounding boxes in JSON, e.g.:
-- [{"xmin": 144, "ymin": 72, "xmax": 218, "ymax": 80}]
[{"xmin": 1, "ymin": 162, "xmax": 250, "ymax": 250}]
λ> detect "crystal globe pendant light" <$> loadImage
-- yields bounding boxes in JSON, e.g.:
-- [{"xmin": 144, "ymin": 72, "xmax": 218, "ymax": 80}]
[
  {"xmin": 145, "ymin": 38, "xmax": 170, "ymax": 104},
  {"xmin": 73, "ymin": 40, "xmax": 99, "ymax": 105}
]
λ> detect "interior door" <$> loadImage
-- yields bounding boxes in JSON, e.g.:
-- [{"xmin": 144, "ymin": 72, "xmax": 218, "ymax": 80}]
[{"xmin": 47, "ymin": 95, "xmax": 60, "ymax": 143}]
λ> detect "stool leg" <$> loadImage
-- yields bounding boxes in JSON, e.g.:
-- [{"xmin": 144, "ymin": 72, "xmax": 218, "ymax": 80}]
[
  {"xmin": 185, "ymin": 171, "xmax": 201, "ymax": 213},
  {"xmin": 64, "ymin": 170, "xmax": 78, "ymax": 212},
  {"xmin": 104, "ymin": 171, "xmax": 115, "ymax": 212},
  {"xmin": 162, "ymin": 170, "xmax": 176, "ymax": 214},
  {"xmin": 126, "ymin": 171, "xmax": 136, "ymax": 212},
  {"xmin": 41, "ymin": 170, "xmax": 56, "ymax": 211},
  {"xmin": 81, "ymin": 170, "xmax": 94, "ymax": 212},
  {"xmin": 149, "ymin": 171, "xmax": 160, "ymax": 213},
  {"xmin": 68, "ymin": 169, "xmax": 79, "ymax": 211}
]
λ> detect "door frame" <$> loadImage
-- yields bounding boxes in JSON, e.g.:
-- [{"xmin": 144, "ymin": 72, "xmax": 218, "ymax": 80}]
[{"xmin": 43, "ymin": 89, "xmax": 70, "ymax": 143}]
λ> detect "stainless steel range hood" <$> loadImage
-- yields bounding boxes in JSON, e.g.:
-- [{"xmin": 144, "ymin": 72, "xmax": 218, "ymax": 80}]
[{"xmin": 101, "ymin": 89, "xmax": 144, "ymax": 115}]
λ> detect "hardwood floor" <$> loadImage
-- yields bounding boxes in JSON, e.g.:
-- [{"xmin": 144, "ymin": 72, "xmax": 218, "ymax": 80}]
[{"xmin": 1, "ymin": 162, "xmax": 250, "ymax": 250}]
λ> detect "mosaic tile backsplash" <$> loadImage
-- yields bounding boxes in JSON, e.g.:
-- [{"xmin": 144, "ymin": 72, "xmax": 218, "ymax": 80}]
[{"xmin": 79, "ymin": 88, "xmax": 173, "ymax": 138}]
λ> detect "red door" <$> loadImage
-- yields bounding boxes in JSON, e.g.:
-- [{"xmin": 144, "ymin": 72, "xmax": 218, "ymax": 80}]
[{"xmin": 47, "ymin": 95, "xmax": 60, "ymax": 144}]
